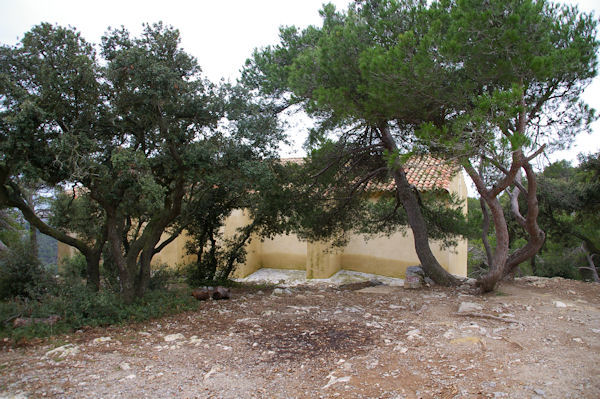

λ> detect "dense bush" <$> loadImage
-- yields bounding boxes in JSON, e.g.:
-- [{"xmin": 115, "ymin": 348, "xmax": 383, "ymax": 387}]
[
  {"xmin": 0, "ymin": 280, "xmax": 200, "ymax": 341},
  {"xmin": 58, "ymin": 253, "xmax": 87, "ymax": 282},
  {"xmin": 0, "ymin": 240, "xmax": 56, "ymax": 300},
  {"xmin": 149, "ymin": 263, "xmax": 180, "ymax": 291},
  {"xmin": 180, "ymin": 261, "xmax": 239, "ymax": 288},
  {"xmin": 534, "ymin": 247, "xmax": 583, "ymax": 280}
]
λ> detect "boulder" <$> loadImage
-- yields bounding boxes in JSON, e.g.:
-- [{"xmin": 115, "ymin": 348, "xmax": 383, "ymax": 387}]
[
  {"xmin": 404, "ymin": 266, "xmax": 425, "ymax": 289},
  {"xmin": 212, "ymin": 286, "xmax": 231, "ymax": 300}
]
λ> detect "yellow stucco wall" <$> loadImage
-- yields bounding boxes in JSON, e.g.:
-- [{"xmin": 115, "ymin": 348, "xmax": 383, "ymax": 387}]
[
  {"xmin": 152, "ymin": 230, "xmax": 195, "ymax": 267},
  {"xmin": 259, "ymin": 233, "xmax": 307, "ymax": 270},
  {"xmin": 57, "ymin": 170, "xmax": 469, "ymax": 280},
  {"xmin": 306, "ymin": 241, "xmax": 341, "ymax": 279}
]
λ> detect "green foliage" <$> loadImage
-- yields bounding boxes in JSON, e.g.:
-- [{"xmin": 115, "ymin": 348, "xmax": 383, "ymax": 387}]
[
  {"xmin": 467, "ymin": 154, "xmax": 600, "ymax": 280},
  {"xmin": 0, "ymin": 281, "xmax": 199, "ymax": 341},
  {"xmin": 0, "ymin": 239, "xmax": 56, "ymax": 300},
  {"xmin": 0, "ymin": 209, "xmax": 25, "ymax": 250},
  {"xmin": 179, "ymin": 262, "xmax": 241, "ymax": 288},
  {"xmin": 534, "ymin": 244, "xmax": 582, "ymax": 280},
  {"xmin": 148, "ymin": 264, "xmax": 178, "ymax": 291},
  {"xmin": 2, "ymin": 21, "xmax": 284, "ymax": 300},
  {"xmin": 533, "ymin": 153, "xmax": 600, "ymax": 279},
  {"xmin": 58, "ymin": 254, "xmax": 87, "ymax": 282},
  {"xmin": 49, "ymin": 191, "xmax": 105, "ymax": 246},
  {"xmin": 181, "ymin": 261, "xmax": 218, "ymax": 287}
]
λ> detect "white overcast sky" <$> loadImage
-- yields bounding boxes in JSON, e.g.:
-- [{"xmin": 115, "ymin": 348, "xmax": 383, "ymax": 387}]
[{"xmin": 0, "ymin": 0, "xmax": 598, "ymax": 162}]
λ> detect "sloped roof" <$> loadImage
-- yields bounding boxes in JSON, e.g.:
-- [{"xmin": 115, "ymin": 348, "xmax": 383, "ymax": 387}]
[
  {"xmin": 283, "ymin": 154, "xmax": 459, "ymax": 192},
  {"xmin": 368, "ymin": 155, "xmax": 459, "ymax": 192}
]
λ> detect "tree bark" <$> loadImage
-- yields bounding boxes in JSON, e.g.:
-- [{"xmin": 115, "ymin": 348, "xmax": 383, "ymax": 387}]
[
  {"xmin": 464, "ymin": 163, "xmax": 512, "ymax": 292},
  {"xmin": 106, "ymin": 212, "xmax": 135, "ymax": 303},
  {"xmin": 85, "ymin": 250, "xmax": 102, "ymax": 292},
  {"xmin": 530, "ymin": 255, "xmax": 537, "ymax": 276},
  {"xmin": 25, "ymin": 191, "xmax": 38, "ymax": 257},
  {"xmin": 377, "ymin": 123, "xmax": 460, "ymax": 286},
  {"xmin": 503, "ymin": 162, "xmax": 545, "ymax": 277},
  {"xmin": 206, "ymin": 229, "xmax": 218, "ymax": 281},
  {"xmin": 479, "ymin": 197, "xmax": 493, "ymax": 267}
]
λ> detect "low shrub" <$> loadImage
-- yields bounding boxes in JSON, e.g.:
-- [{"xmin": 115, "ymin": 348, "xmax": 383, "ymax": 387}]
[
  {"xmin": 149, "ymin": 263, "xmax": 180, "ymax": 291},
  {"xmin": 0, "ymin": 240, "xmax": 56, "ymax": 300},
  {"xmin": 58, "ymin": 253, "xmax": 87, "ymax": 282},
  {"xmin": 179, "ymin": 262, "xmax": 240, "ymax": 288},
  {"xmin": 0, "ymin": 280, "xmax": 199, "ymax": 342}
]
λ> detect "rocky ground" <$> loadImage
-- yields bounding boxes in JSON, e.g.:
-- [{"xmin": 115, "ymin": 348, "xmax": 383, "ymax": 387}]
[{"xmin": 0, "ymin": 276, "xmax": 599, "ymax": 399}]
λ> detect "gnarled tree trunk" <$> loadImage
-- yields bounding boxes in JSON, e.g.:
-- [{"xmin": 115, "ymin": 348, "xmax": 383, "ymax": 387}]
[{"xmin": 377, "ymin": 123, "xmax": 460, "ymax": 286}]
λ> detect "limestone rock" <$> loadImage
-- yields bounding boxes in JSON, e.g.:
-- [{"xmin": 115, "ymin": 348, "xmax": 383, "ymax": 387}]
[
  {"xmin": 45, "ymin": 344, "xmax": 79, "ymax": 359},
  {"xmin": 92, "ymin": 337, "xmax": 112, "ymax": 344},
  {"xmin": 458, "ymin": 302, "xmax": 484, "ymax": 313},
  {"xmin": 164, "ymin": 333, "xmax": 185, "ymax": 342},
  {"xmin": 356, "ymin": 285, "xmax": 398, "ymax": 294},
  {"xmin": 272, "ymin": 288, "xmax": 292, "ymax": 295},
  {"xmin": 553, "ymin": 301, "xmax": 567, "ymax": 308},
  {"xmin": 404, "ymin": 266, "xmax": 425, "ymax": 289}
]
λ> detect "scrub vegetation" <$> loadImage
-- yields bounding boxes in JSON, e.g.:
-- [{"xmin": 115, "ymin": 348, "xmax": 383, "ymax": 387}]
[{"xmin": 0, "ymin": 0, "xmax": 598, "ymax": 345}]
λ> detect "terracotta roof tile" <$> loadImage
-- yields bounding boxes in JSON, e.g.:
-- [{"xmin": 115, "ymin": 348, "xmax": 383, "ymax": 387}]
[
  {"xmin": 367, "ymin": 155, "xmax": 458, "ymax": 192},
  {"xmin": 281, "ymin": 155, "xmax": 459, "ymax": 193}
]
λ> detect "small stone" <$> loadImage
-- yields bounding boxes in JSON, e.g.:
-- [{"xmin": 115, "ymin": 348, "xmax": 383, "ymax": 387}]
[
  {"xmin": 572, "ymin": 338, "xmax": 583, "ymax": 343},
  {"xmin": 164, "ymin": 333, "xmax": 185, "ymax": 342},
  {"xmin": 406, "ymin": 329, "xmax": 421, "ymax": 340},
  {"xmin": 272, "ymin": 288, "xmax": 292, "ymax": 295},
  {"xmin": 388, "ymin": 304, "xmax": 406, "ymax": 310},
  {"xmin": 394, "ymin": 345, "xmax": 408, "ymax": 353},
  {"xmin": 92, "ymin": 337, "xmax": 111, "ymax": 344},
  {"xmin": 119, "ymin": 362, "xmax": 131, "ymax": 371},
  {"xmin": 458, "ymin": 302, "xmax": 483, "ymax": 313},
  {"xmin": 204, "ymin": 367, "xmax": 219, "ymax": 380},
  {"xmin": 534, "ymin": 388, "xmax": 546, "ymax": 396},
  {"xmin": 553, "ymin": 301, "xmax": 567, "ymax": 308},
  {"xmin": 44, "ymin": 344, "xmax": 79, "ymax": 358}
]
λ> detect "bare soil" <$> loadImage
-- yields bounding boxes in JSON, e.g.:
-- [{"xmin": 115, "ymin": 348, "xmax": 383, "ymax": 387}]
[{"xmin": 1, "ymin": 277, "xmax": 599, "ymax": 398}]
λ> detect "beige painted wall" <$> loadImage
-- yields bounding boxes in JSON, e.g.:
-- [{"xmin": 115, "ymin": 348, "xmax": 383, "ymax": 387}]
[
  {"xmin": 306, "ymin": 241, "xmax": 341, "ymax": 279},
  {"xmin": 58, "ymin": 170, "xmax": 469, "ymax": 280},
  {"xmin": 260, "ymin": 233, "xmax": 307, "ymax": 270}
]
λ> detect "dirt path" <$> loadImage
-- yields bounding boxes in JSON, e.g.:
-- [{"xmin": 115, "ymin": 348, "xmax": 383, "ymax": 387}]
[{"xmin": 1, "ymin": 277, "xmax": 599, "ymax": 398}]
